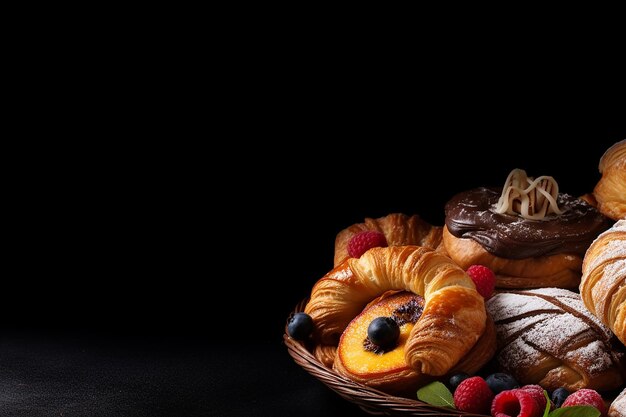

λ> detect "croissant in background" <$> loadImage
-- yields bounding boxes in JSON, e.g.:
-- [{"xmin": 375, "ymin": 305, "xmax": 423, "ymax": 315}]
[
  {"xmin": 580, "ymin": 220, "xmax": 626, "ymax": 346},
  {"xmin": 305, "ymin": 246, "xmax": 490, "ymax": 379},
  {"xmin": 594, "ymin": 139, "xmax": 626, "ymax": 220},
  {"xmin": 333, "ymin": 213, "xmax": 443, "ymax": 266}
]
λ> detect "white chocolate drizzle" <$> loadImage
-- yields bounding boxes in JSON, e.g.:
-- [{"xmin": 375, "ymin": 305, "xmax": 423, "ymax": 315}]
[{"xmin": 494, "ymin": 169, "xmax": 563, "ymax": 220}]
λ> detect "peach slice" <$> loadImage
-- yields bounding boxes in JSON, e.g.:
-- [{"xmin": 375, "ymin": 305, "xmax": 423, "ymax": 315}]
[
  {"xmin": 333, "ymin": 292, "xmax": 426, "ymax": 395},
  {"xmin": 333, "ymin": 290, "xmax": 497, "ymax": 396}
]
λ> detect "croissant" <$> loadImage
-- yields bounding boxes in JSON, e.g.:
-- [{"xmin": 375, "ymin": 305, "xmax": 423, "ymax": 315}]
[
  {"xmin": 305, "ymin": 245, "xmax": 488, "ymax": 377},
  {"xmin": 610, "ymin": 387, "xmax": 626, "ymax": 417},
  {"xmin": 486, "ymin": 288, "xmax": 625, "ymax": 392},
  {"xmin": 333, "ymin": 213, "xmax": 443, "ymax": 266},
  {"xmin": 594, "ymin": 139, "xmax": 626, "ymax": 220},
  {"xmin": 580, "ymin": 219, "xmax": 626, "ymax": 345},
  {"xmin": 331, "ymin": 291, "xmax": 496, "ymax": 395}
]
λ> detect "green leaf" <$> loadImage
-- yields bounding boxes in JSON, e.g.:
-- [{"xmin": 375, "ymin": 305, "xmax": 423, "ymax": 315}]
[
  {"xmin": 548, "ymin": 405, "xmax": 601, "ymax": 417},
  {"xmin": 543, "ymin": 390, "xmax": 551, "ymax": 417},
  {"xmin": 416, "ymin": 381, "xmax": 455, "ymax": 408}
]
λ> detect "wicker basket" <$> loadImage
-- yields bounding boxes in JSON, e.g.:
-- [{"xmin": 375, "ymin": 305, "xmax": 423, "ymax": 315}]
[{"xmin": 284, "ymin": 298, "xmax": 489, "ymax": 417}]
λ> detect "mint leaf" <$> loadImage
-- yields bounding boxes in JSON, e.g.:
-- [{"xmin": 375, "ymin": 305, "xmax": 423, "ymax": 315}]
[
  {"xmin": 543, "ymin": 390, "xmax": 551, "ymax": 417},
  {"xmin": 548, "ymin": 405, "xmax": 600, "ymax": 417},
  {"xmin": 416, "ymin": 381, "xmax": 455, "ymax": 408}
]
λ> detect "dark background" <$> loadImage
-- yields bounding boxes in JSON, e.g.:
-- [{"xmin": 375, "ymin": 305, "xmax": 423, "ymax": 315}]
[
  {"xmin": 3, "ymin": 105, "xmax": 624, "ymax": 416},
  {"xmin": 237, "ymin": 126, "xmax": 625, "ymax": 417}
]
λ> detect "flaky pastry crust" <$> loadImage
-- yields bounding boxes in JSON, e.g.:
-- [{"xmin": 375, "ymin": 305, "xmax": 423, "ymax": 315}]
[
  {"xmin": 305, "ymin": 246, "xmax": 488, "ymax": 378},
  {"xmin": 443, "ymin": 226, "xmax": 582, "ymax": 289},
  {"xmin": 331, "ymin": 292, "xmax": 496, "ymax": 394},
  {"xmin": 333, "ymin": 213, "xmax": 442, "ymax": 266},
  {"xmin": 594, "ymin": 139, "xmax": 626, "ymax": 220},
  {"xmin": 487, "ymin": 288, "xmax": 625, "ymax": 392},
  {"xmin": 580, "ymin": 220, "xmax": 626, "ymax": 346}
]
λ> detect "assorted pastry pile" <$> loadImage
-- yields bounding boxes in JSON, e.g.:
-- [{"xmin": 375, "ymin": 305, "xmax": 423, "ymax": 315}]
[{"xmin": 286, "ymin": 140, "xmax": 626, "ymax": 417}]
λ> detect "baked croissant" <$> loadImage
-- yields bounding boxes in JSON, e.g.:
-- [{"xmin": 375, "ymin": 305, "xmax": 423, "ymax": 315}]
[
  {"xmin": 333, "ymin": 213, "xmax": 443, "ymax": 266},
  {"xmin": 594, "ymin": 139, "xmax": 626, "ymax": 220},
  {"xmin": 580, "ymin": 219, "xmax": 626, "ymax": 345},
  {"xmin": 305, "ymin": 245, "xmax": 488, "ymax": 377},
  {"xmin": 610, "ymin": 387, "xmax": 626, "ymax": 417},
  {"xmin": 331, "ymin": 291, "xmax": 496, "ymax": 395},
  {"xmin": 486, "ymin": 288, "xmax": 625, "ymax": 392}
]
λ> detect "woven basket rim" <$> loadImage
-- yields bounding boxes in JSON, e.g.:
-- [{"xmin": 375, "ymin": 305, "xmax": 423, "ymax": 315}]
[{"xmin": 284, "ymin": 298, "xmax": 490, "ymax": 417}]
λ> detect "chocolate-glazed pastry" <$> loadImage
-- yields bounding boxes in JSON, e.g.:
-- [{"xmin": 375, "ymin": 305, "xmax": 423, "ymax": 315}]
[
  {"xmin": 443, "ymin": 169, "xmax": 612, "ymax": 289},
  {"xmin": 446, "ymin": 188, "xmax": 610, "ymax": 260}
]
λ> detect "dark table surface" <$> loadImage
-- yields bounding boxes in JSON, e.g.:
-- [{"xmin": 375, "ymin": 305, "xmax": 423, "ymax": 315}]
[
  {"xmin": 0, "ymin": 331, "xmax": 370, "ymax": 417},
  {"xmin": 7, "ymin": 128, "xmax": 624, "ymax": 416}
]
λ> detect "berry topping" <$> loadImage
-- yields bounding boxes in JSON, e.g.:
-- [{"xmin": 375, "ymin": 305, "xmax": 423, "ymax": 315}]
[
  {"xmin": 466, "ymin": 265, "xmax": 496, "ymax": 299},
  {"xmin": 448, "ymin": 372, "xmax": 469, "ymax": 392},
  {"xmin": 453, "ymin": 376, "xmax": 494, "ymax": 414},
  {"xmin": 391, "ymin": 297, "xmax": 424, "ymax": 326},
  {"xmin": 519, "ymin": 385, "xmax": 549, "ymax": 412},
  {"xmin": 485, "ymin": 372, "xmax": 520, "ymax": 395},
  {"xmin": 551, "ymin": 387, "xmax": 569, "ymax": 408},
  {"xmin": 562, "ymin": 389, "xmax": 606, "ymax": 417},
  {"xmin": 347, "ymin": 231, "xmax": 388, "ymax": 258},
  {"xmin": 287, "ymin": 312, "xmax": 313, "ymax": 340},
  {"xmin": 491, "ymin": 389, "xmax": 543, "ymax": 417},
  {"xmin": 367, "ymin": 317, "xmax": 399, "ymax": 348}
]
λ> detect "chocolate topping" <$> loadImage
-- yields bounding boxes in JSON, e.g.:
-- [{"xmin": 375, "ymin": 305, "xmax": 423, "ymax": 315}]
[{"xmin": 445, "ymin": 187, "xmax": 611, "ymax": 259}]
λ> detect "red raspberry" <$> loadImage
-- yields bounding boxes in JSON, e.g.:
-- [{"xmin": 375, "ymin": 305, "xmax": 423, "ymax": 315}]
[
  {"xmin": 562, "ymin": 389, "xmax": 606, "ymax": 417},
  {"xmin": 491, "ymin": 389, "xmax": 543, "ymax": 417},
  {"xmin": 347, "ymin": 231, "xmax": 387, "ymax": 258},
  {"xmin": 519, "ymin": 385, "xmax": 551, "ymax": 412},
  {"xmin": 453, "ymin": 376, "xmax": 494, "ymax": 414},
  {"xmin": 466, "ymin": 265, "xmax": 496, "ymax": 299}
]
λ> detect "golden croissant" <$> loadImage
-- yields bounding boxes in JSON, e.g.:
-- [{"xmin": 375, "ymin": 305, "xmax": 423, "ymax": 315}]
[
  {"xmin": 305, "ymin": 245, "xmax": 487, "ymax": 377},
  {"xmin": 333, "ymin": 213, "xmax": 443, "ymax": 267},
  {"xmin": 580, "ymin": 219, "xmax": 626, "ymax": 345},
  {"xmin": 594, "ymin": 139, "xmax": 626, "ymax": 220}
]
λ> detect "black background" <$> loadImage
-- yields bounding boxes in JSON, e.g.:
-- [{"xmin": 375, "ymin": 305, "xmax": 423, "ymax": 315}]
[
  {"xmin": 228, "ymin": 124, "xmax": 626, "ymax": 417},
  {"xmin": 3, "ymin": 106, "xmax": 624, "ymax": 416}
]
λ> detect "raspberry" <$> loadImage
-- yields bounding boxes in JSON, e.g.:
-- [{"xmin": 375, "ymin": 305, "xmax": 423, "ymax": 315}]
[
  {"xmin": 519, "ymin": 385, "xmax": 550, "ymax": 412},
  {"xmin": 562, "ymin": 389, "xmax": 606, "ymax": 417},
  {"xmin": 466, "ymin": 265, "xmax": 496, "ymax": 299},
  {"xmin": 491, "ymin": 389, "xmax": 543, "ymax": 417},
  {"xmin": 453, "ymin": 376, "xmax": 493, "ymax": 414},
  {"xmin": 347, "ymin": 231, "xmax": 387, "ymax": 258}
]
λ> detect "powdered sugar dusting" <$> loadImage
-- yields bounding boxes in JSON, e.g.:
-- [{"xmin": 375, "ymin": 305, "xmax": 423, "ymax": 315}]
[
  {"xmin": 522, "ymin": 313, "xmax": 588, "ymax": 353},
  {"xmin": 586, "ymin": 240, "xmax": 626, "ymax": 273},
  {"xmin": 595, "ymin": 220, "xmax": 626, "ymax": 239},
  {"xmin": 487, "ymin": 293, "xmax": 559, "ymax": 322},
  {"xmin": 603, "ymin": 258, "xmax": 626, "ymax": 281},
  {"xmin": 490, "ymin": 288, "xmax": 619, "ymax": 380},
  {"xmin": 496, "ymin": 313, "xmax": 553, "ymax": 341},
  {"xmin": 565, "ymin": 340, "xmax": 612, "ymax": 375},
  {"xmin": 525, "ymin": 287, "xmax": 578, "ymax": 299},
  {"xmin": 611, "ymin": 219, "xmax": 626, "ymax": 233},
  {"xmin": 558, "ymin": 296, "xmax": 612, "ymax": 339},
  {"xmin": 499, "ymin": 337, "xmax": 542, "ymax": 371}
]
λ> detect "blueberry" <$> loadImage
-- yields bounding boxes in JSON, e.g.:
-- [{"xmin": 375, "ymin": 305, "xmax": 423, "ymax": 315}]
[
  {"xmin": 485, "ymin": 373, "xmax": 519, "ymax": 394},
  {"xmin": 448, "ymin": 373, "xmax": 469, "ymax": 391},
  {"xmin": 287, "ymin": 312, "xmax": 313, "ymax": 340},
  {"xmin": 551, "ymin": 387, "xmax": 570, "ymax": 408},
  {"xmin": 367, "ymin": 317, "xmax": 400, "ymax": 347}
]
